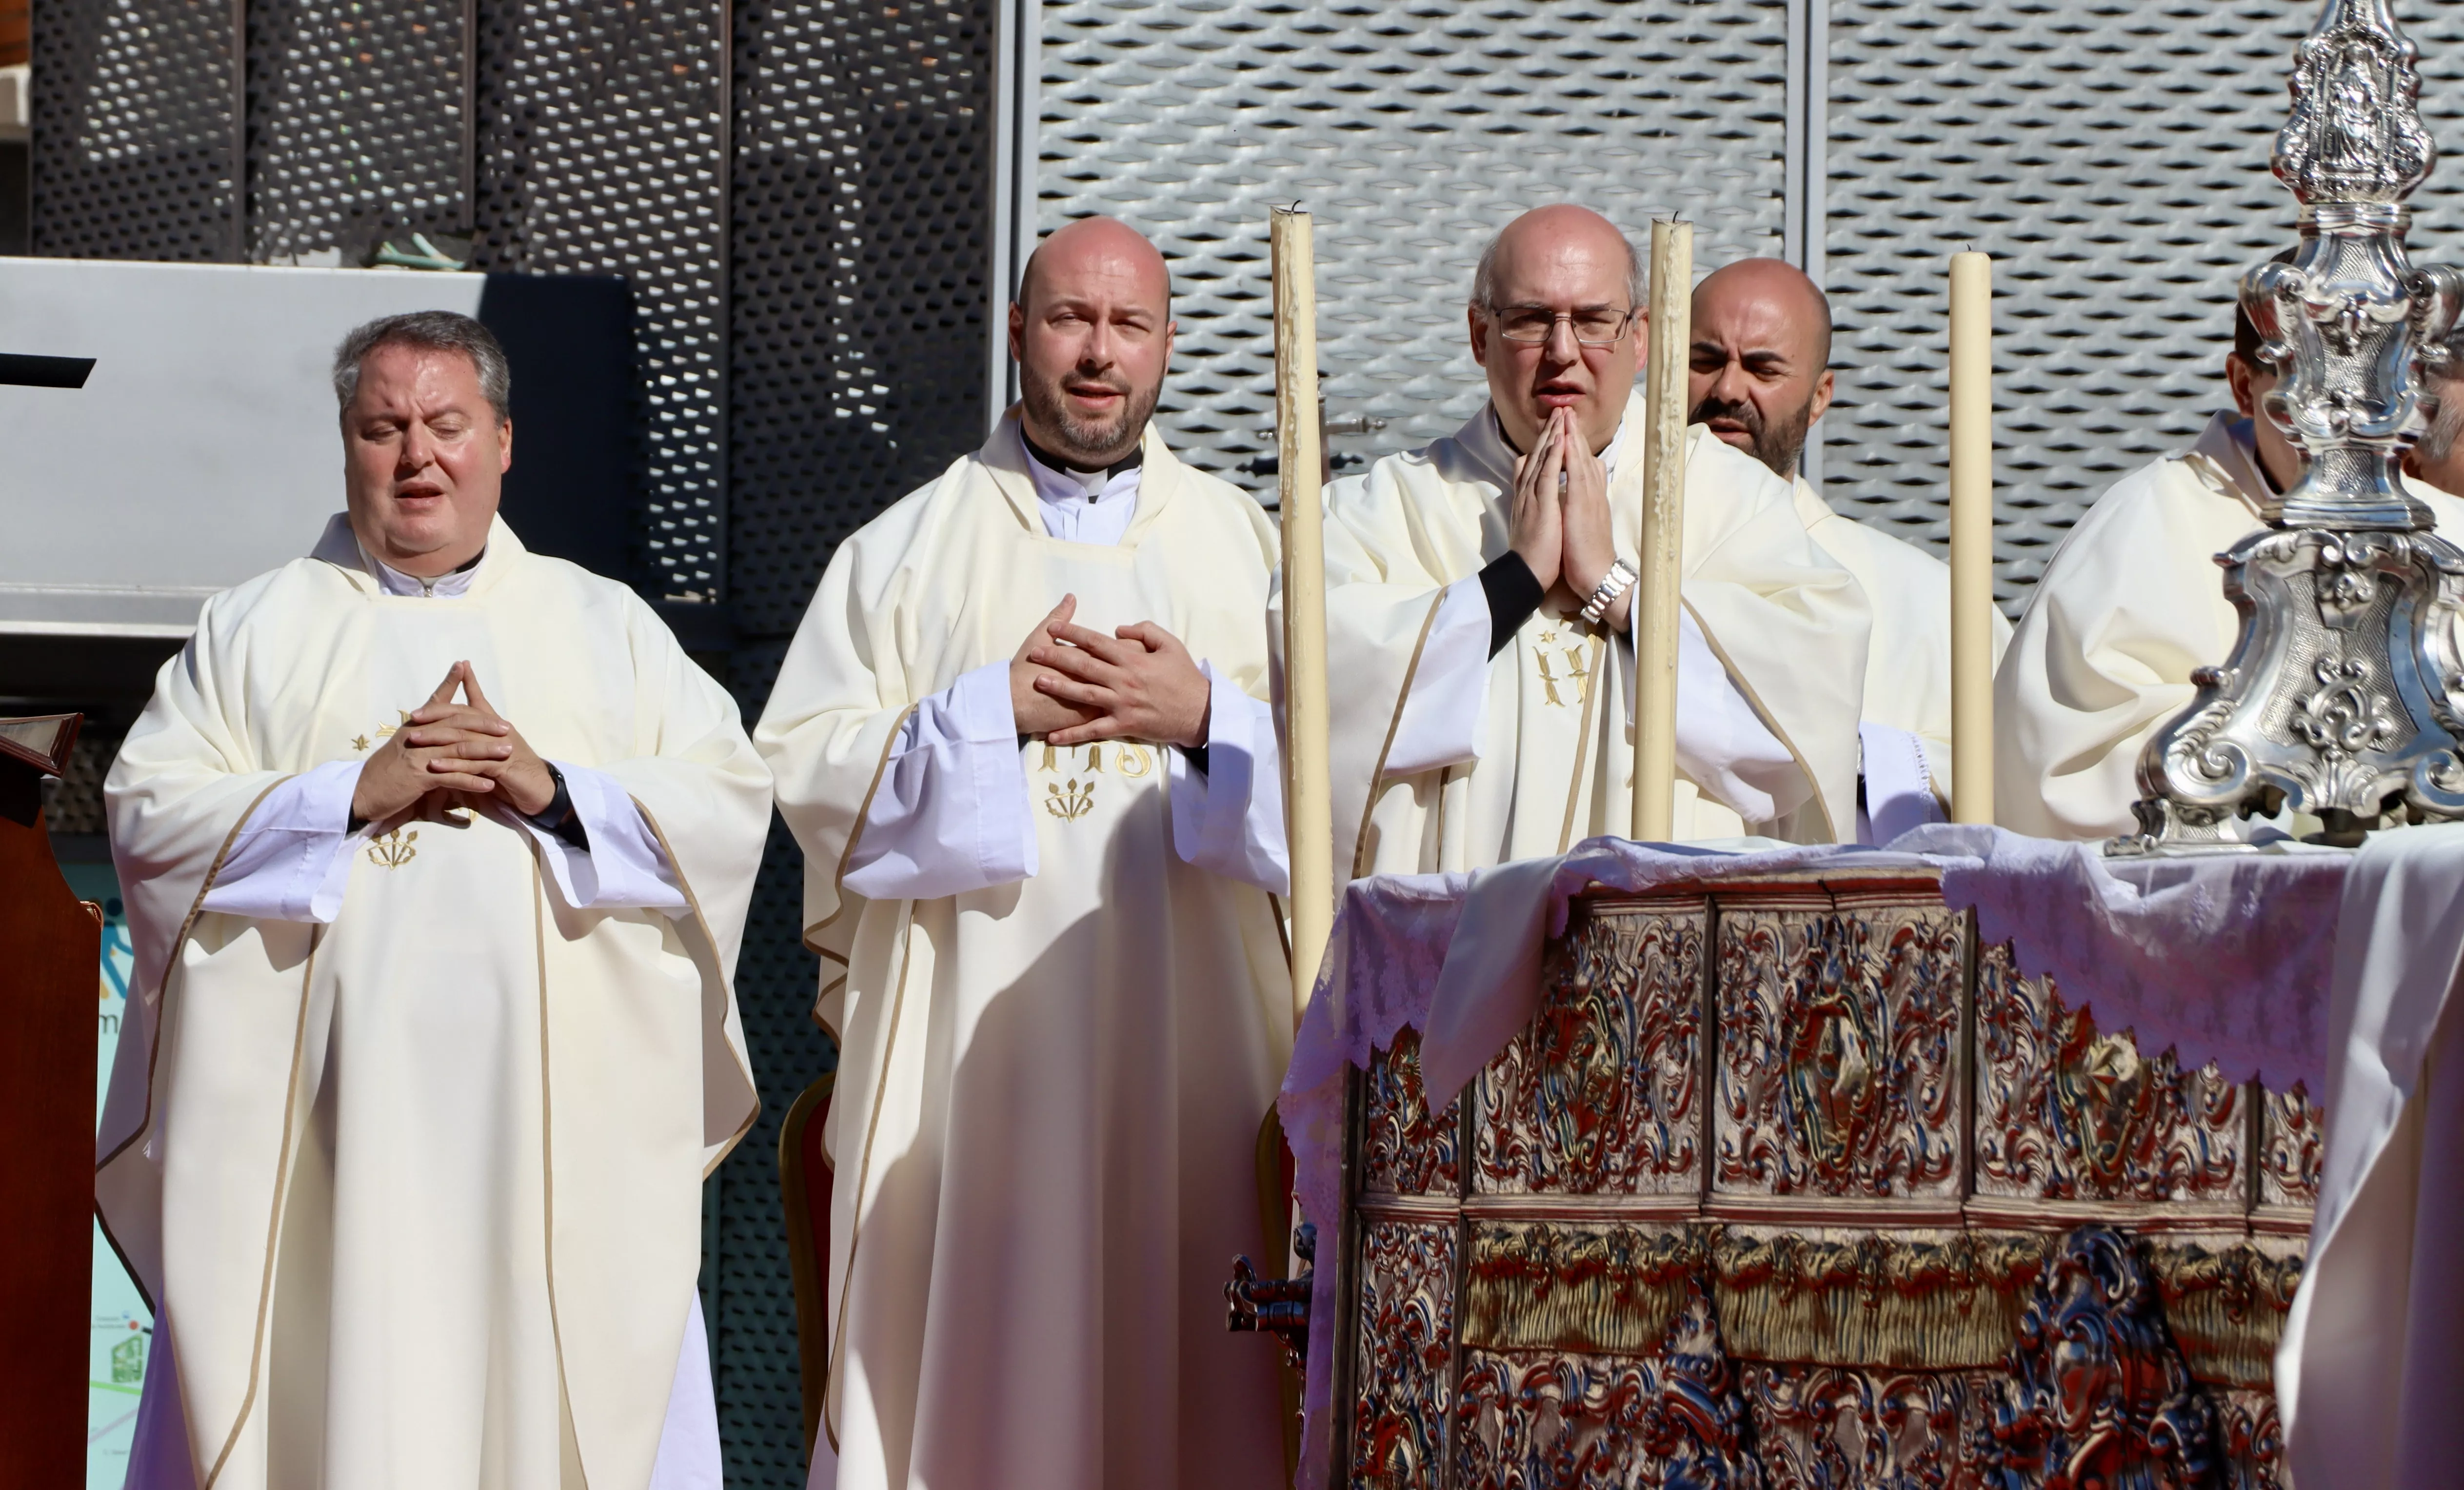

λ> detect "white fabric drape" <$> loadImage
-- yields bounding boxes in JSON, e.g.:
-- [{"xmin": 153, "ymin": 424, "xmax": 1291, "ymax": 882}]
[{"xmin": 2278, "ymin": 823, "xmax": 2464, "ymax": 1490}]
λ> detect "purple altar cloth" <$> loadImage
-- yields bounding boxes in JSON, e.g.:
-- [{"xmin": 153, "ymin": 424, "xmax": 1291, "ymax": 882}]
[{"xmin": 1275, "ymin": 825, "xmax": 2350, "ymax": 1487}]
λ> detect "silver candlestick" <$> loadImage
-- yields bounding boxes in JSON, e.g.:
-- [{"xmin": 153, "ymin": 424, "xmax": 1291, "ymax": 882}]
[{"xmin": 2130, "ymin": 0, "xmax": 2464, "ymax": 848}]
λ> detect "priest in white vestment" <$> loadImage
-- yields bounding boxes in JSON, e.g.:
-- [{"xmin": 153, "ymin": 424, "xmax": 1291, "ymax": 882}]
[
  {"xmin": 1689, "ymin": 257, "xmax": 2011, "ymax": 844},
  {"xmin": 1318, "ymin": 205, "xmax": 1871, "ymax": 876},
  {"xmin": 755, "ymin": 218, "xmax": 1290, "ymax": 1490},
  {"xmin": 1995, "ymin": 301, "xmax": 2464, "ymax": 839},
  {"xmin": 100, "ymin": 312, "xmax": 770, "ymax": 1489}
]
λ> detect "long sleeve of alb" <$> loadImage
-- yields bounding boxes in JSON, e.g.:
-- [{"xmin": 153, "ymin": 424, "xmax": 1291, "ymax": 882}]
[{"xmin": 842, "ymin": 660, "xmax": 1038, "ymax": 900}]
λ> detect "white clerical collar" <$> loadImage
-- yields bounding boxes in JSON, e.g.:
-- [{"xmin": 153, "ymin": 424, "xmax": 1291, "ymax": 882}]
[
  {"xmin": 309, "ymin": 512, "xmax": 483, "ymax": 597},
  {"xmin": 1471, "ymin": 404, "xmax": 1634, "ymax": 484},
  {"xmin": 2190, "ymin": 410, "xmax": 2276, "ymax": 518},
  {"xmin": 1021, "ymin": 433, "xmax": 1143, "ymax": 545}
]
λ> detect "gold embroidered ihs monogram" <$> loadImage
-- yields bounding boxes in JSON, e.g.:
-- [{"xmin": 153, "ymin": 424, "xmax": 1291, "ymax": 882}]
[
  {"xmin": 1532, "ymin": 627, "xmax": 1593, "ymax": 708},
  {"xmin": 1045, "ymin": 779, "xmax": 1095, "ymax": 821},
  {"xmin": 1033, "ymin": 741, "xmax": 1154, "ymax": 783},
  {"xmin": 351, "ymin": 710, "xmax": 416, "ymax": 754},
  {"xmin": 367, "ymin": 828, "xmax": 419, "ymax": 868}
]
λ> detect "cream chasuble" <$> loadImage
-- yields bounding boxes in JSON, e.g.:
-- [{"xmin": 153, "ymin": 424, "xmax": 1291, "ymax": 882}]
[
  {"xmin": 1318, "ymin": 399, "xmax": 1871, "ymax": 877},
  {"xmin": 1995, "ymin": 412, "xmax": 2464, "ymax": 840},
  {"xmin": 99, "ymin": 517, "xmax": 768, "ymax": 1490},
  {"xmin": 1791, "ymin": 474, "xmax": 2013, "ymax": 804},
  {"xmin": 755, "ymin": 416, "xmax": 1290, "ymax": 1490}
]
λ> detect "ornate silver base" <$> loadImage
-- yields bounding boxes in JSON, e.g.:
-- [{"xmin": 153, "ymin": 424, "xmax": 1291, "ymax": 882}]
[{"xmin": 2132, "ymin": 523, "xmax": 2464, "ymax": 848}]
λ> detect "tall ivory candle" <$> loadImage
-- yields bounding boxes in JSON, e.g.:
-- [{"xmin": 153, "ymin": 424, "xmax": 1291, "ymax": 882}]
[
  {"xmin": 1632, "ymin": 218, "xmax": 1691, "ymax": 843},
  {"xmin": 1948, "ymin": 251, "xmax": 1996, "ymax": 825},
  {"xmin": 1272, "ymin": 207, "xmax": 1333, "ymax": 1028}
]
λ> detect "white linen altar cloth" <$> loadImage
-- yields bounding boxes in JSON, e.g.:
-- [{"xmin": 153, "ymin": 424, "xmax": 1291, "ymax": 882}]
[
  {"xmin": 1277, "ymin": 826, "xmax": 2355, "ymax": 1487},
  {"xmin": 2277, "ymin": 823, "xmax": 2464, "ymax": 1490}
]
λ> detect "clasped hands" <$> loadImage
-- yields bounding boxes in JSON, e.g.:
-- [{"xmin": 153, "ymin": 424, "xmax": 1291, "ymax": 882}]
[
  {"xmin": 350, "ymin": 660, "xmax": 560, "ymax": 831},
  {"xmin": 1010, "ymin": 595, "xmax": 1212, "ymax": 750},
  {"xmin": 1509, "ymin": 404, "xmax": 1631, "ymax": 633}
]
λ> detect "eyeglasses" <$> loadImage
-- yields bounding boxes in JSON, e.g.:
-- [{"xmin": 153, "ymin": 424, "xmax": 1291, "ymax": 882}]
[{"xmin": 1487, "ymin": 304, "xmax": 1637, "ymax": 347}]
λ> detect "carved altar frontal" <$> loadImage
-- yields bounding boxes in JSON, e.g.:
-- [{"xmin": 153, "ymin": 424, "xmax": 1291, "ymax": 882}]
[{"xmin": 1332, "ymin": 869, "xmax": 2317, "ymax": 1489}]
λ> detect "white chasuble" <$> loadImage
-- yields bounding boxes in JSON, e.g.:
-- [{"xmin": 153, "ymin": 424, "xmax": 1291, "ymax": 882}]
[
  {"xmin": 99, "ymin": 517, "xmax": 769, "ymax": 1490},
  {"xmin": 755, "ymin": 416, "xmax": 1291, "ymax": 1490},
  {"xmin": 1791, "ymin": 474, "xmax": 2013, "ymax": 836},
  {"xmin": 1316, "ymin": 398, "xmax": 1871, "ymax": 877},
  {"xmin": 1994, "ymin": 412, "xmax": 2464, "ymax": 840}
]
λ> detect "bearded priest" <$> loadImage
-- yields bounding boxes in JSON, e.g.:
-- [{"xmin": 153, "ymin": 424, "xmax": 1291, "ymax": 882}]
[
  {"xmin": 1689, "ymin": 257, "xmax": 2010, "ymax": 844},
  {"xmin": 755, "ymin": 217, "xmax": 1290, "ymax": 1490},
  {"xmin": 1994, "ymin": 295, "xmax": 2464, "ymax": 840},
  {"xmin": 1318, "ymin": 204, "xmax": 1872, "ymax": 876},
  {"xmin": 100, "ymin": 312, "xmax": 771, "ymax": 1488}
]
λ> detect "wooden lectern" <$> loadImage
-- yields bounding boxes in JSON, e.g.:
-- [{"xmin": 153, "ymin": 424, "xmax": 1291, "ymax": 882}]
[{"xmin": 0, "ymin": 714, "xmax": 100, "ymax": 1488}]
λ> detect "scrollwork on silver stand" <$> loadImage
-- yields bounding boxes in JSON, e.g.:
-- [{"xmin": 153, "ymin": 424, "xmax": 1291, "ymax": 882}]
[{"xmin": 2131, "ymin": 0, "xmax": 2464, "ymax": 848}]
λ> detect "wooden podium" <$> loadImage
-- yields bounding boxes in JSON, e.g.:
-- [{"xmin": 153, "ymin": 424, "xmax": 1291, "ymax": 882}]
[{"xmin": 0, "ymin": 715, "xmax": 100, "ymax": 1488}]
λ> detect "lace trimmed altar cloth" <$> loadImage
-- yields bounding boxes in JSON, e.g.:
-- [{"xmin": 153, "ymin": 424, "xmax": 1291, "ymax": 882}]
[{"xmin": 1275, "ymin": 824, "xmax": 2360, "ymax": 1489}]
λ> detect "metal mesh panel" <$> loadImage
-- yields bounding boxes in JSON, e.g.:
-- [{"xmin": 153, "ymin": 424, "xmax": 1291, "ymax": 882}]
[
  {"xmin": 730, "ymin": 0, "xmax": 995, "ymax": 638},
  {"xmin": 1033, "ymin": 0, "xmax": 1791, "ymax": 492},
  {"xmin": 472, "ymin": 0, "xmax": 727, "ymax": 600},
  {"xmin": 1821, "ymin": 0, "xmax": 2464, "ymax": 611},
  {"xmin": 243, "ymin": 0, "xmax": 468, "ymax": 262},
  {"xmin": 30, "ymin": 0, "xmax": 238, "ymax": 261}
]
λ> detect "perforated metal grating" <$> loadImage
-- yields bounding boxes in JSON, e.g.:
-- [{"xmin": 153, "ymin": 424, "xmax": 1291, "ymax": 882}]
[
  {"xmin": 243, "ymin": 0, "xmax": 469, "ymax": 263},
  {"xmin": 1822, "ymin": 0, "xmax": 2464, "ymax": 611},
  {"xmin": 730, "ymin": 0, "xmax": 995, "ymax": 639},
  {"xmin": 30, "ymin": 0, "xmax": 239, "ymax": 261},
  {"xmin": 471, "ymin": 0, "xmax": 728, "ymax": 600},
  {"xmin": 1033, "ymin": 0, "xmax": 1791, "ymax": 492}
]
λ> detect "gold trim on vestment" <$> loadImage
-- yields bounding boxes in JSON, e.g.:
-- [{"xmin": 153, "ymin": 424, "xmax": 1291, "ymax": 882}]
[
  {"xmin": 630, "ymin": 799, "xmax": 762, "ymax": 1177},
  {"xmin": 95, "ymin": 774, "xmax": 298, "ymax": 1321},
  {"xmin": 199, "ymin": 927, "xmax": 321, "ymax": 1490},
  {"xmin": 801, "ymin": 703, "xmax": 924, "ymax": 1041},
  {"xmin": 1351, "ymin": 590, "xmax": 1450, "ymax": 880},
  {"xmin": 1553, "ymin": 627, "xmax": 1608, "ymax": 855},
  {"xmin": 822, "ymin": 907, "xmax": 917, "ymax": 1451},
  {"xmin": 533, "ymin": 866, "xmax": 596, "ymax": 1490}
]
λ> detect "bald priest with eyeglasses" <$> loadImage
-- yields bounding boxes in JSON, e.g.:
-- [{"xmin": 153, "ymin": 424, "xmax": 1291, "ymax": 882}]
[{"xmin": 1315, "ymin": 204, "xmax": 1873, "ymax": 877}]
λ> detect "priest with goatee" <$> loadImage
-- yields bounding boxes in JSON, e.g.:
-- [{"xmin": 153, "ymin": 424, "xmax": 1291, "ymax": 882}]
[{"xmin": 756, "ymin": 216, "xmax": 1291, "ymax": 1490}]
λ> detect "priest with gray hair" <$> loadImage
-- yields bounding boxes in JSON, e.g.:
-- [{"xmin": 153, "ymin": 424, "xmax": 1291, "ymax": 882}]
[{"xmin": 101, "ymin": 309, "xmax": 771, "ymax": 1488}]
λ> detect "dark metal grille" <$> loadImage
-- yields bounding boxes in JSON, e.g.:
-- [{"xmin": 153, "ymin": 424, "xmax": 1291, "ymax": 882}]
[
  {"xmin": 30, "ymin": 0, "xmax": 239, "ymax": 261},
  {"xmin": 729, "ymin": 0, "xmax": 995, "ymax": 638},
  {"xmin": 243, "ymin": 0, "xmax": 470, "ymax": 263},
  {"xmin": 472, "ymin": 0, "xmax": 728, "ymax": 601}
]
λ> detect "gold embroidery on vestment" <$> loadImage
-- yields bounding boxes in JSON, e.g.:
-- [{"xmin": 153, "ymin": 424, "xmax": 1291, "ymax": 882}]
[
  {"xmin": 367, "ymin": 828, "xmax": 419, "ymax": 868},
  {"xmin": 1115, "ymin": 744, "xmax": 1153, "ymax": 778},
  {"xmin": 1045, "ymin": 779, "xmax": 1095, "ymax": 821}
]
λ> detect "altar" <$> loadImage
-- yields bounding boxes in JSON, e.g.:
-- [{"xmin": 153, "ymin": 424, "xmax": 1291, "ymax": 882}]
[{"xmin": 1249, "ymin": 826, "xmax": 2447, "ymax": 1490}]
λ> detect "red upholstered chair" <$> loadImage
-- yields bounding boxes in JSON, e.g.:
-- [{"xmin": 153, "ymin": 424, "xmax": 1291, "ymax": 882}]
[{"xmin": 777, "ymin": 1074, "xmax": 835, "ymax": 1457}]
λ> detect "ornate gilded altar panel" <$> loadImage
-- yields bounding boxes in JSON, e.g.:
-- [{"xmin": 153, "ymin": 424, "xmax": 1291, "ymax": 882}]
[
  {"xmin": 1351, "ymin": 1218, "xmax": 1458, "ymax": 1486},
  {"xmin": 1462, "ymin": 1222, "xmax": 1700, "ymax": 1357},
  {"xmin": 1713, "ymin": 886, "xmax": 1965, "ymax": 1202},
  {"xmin": 2210, "ymin": 1386, "xmax": 2289, "ymax": 1490},
  {"xmin": 1363, "ymin": 1027, "xmax": 1459, "ymax": 1198},
  {"xmin": 1973, "ymin": 945, "xmax": 2246, "ymax": 1210},
  {"xmin": 1453, "ymin": 1277, "xmax": 1751, "ymax": 1490},
  {"xmin": 2259, "ymin": 1087, "xmax": 2324, "ymax": 1216},
  {"xmin": 1740, "ymin": 1364, "xmax": 1992, "ymax": 1490},
  {"xmin": 1475, "ymin": 898, "xmax": 1706, "ymax": 1196},
  {"xmin": 1712, "ymin": 1228, "xmax": 2047, "ymax": 1370}
]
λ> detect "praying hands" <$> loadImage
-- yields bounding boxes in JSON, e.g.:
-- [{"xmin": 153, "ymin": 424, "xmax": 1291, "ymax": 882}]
[{"xmin": 350, "ymin": 660, "xmax": 560, "ymax": 827}]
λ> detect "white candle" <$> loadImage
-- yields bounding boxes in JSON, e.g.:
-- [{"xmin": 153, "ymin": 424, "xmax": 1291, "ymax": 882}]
[
  {"xmin": 1633, "ymin": 218, "xmax": 1692, "ymax": 843},
  {"xmin": 1948, "ymin": 250, "xmax": 1996, "ymax": 826},
  {"xmin": 1272, "ymin": 208, "xmax": 1333, "ymax": 1028}
]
